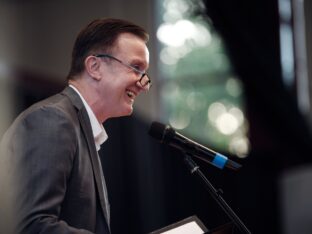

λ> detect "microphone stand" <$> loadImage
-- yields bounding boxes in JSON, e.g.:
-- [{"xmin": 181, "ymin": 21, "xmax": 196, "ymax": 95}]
[{"xmin": 183, "ymin": 153, "xmax": 251, "ymax": 234}]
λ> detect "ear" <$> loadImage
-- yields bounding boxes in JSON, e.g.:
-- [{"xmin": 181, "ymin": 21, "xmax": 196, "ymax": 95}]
[{"xmin": 84, "ymin": 56, "xmax": 102, "ymax": 81}]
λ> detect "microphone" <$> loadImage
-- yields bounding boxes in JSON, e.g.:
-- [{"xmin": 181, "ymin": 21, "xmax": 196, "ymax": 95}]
[{"xmin": 148, "ymin": 121, "xmax": 242, "ymax": 171}]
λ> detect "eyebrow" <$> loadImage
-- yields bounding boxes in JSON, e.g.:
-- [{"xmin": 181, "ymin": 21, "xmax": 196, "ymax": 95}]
[{"xmin": 130, "ymin": 59, "xmax": 148, "ymax": 70}]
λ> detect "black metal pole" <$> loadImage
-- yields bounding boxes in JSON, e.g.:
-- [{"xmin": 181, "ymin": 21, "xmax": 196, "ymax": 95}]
[{"xmin": 183, "ymin": 153, "xmax": 251, "ymax": 234}]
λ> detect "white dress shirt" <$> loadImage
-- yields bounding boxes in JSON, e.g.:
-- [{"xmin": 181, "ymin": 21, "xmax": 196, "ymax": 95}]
[{"xmin": 69, "ymin": 85, "xmax": 108, "ymax": 150}]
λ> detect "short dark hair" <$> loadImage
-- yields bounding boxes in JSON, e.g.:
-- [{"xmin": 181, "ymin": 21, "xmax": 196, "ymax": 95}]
[{"xmin": 67, "ymin": 18, "xmax": 149, "ymax": 80}]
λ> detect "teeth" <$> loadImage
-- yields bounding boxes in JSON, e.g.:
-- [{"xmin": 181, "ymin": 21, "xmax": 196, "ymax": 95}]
[{"xmin": 126, "ymin": 90, "xmax": 134, "ymax": 98}]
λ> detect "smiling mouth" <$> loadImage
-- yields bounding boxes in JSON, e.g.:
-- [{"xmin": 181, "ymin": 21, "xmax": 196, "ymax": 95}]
[{"xmin": 126, "ymin": 90, "xmax": 135, "ymax": 99}]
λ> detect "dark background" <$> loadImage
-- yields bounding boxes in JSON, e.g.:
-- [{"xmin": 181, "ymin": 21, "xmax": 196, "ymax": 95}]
[{"xmin": 7, "ymin": 0, "xmax": 312, "ymax": 233}]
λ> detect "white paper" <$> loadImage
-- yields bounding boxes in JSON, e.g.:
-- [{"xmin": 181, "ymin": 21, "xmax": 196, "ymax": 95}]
[{"xmin": 159, "ymin": 221, "xmax": 205, "ymax": 234}]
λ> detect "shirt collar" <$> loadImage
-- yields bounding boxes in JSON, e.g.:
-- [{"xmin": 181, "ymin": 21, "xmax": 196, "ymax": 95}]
[{"xmin": 69, "ymin": 85, "xmax": 108, "ymax": 151}]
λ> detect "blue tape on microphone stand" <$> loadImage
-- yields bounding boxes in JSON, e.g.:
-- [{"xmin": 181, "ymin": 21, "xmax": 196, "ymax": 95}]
[{"xmin": 212, "ymin": 153, "xmax": 228, "ymax": 169}]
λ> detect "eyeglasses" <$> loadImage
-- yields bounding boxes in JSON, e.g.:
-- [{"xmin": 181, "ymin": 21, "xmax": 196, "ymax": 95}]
[{"xmin": 94, "ymin": 54, "xmax": 151, "ymax": 87}]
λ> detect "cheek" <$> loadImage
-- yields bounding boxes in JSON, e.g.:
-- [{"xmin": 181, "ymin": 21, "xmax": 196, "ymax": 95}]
[
  {"xmin": 103, "ymin": 73, "xmax": 123, "ymax": 90},
  {"xmin": 110, "ymin": 80, "xmax": 127, "ymax": 101},
  {"xmin": 103, "ymin": 72, "xmax": 132, "ymax": 99}
]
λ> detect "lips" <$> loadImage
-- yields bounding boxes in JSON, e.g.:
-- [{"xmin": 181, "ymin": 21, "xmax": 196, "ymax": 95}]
[
  {"xmin": 126, "ymin": 90, "xmax": 134, "ymax": 98},
  {"xmin": 126, "ymin": 89, "xmax": 137, "ymax": 101}
]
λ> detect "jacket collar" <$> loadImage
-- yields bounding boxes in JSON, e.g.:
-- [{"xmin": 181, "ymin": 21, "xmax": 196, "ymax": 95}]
[{"xmin": 61, "ymin": 86, "xmax": 110, "ymax": 227}]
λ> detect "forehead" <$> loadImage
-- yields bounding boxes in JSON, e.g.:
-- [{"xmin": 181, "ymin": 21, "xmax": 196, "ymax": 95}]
[
  {"xmin": 113, "ymin": 33, "xmax": 149, "ymax": 62},
  {"xmin": 114, "ymin": 32, "xmax": 147, "ymax": 49}
]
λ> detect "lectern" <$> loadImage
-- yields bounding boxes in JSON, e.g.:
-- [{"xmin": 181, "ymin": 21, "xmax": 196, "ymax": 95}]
[{"xmin": 149, "ymin": 215, "xmax": 235, "ymax": 234}]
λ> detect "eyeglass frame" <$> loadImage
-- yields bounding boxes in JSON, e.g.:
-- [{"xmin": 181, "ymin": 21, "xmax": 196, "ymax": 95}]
[{"xmin": 93, "ymin": 53, "xmax": 151, "ymax": 87}]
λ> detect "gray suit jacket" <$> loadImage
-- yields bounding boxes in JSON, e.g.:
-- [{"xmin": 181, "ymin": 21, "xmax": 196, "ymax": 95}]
[{"xmin": 0, "ymin": 87, "xmax": 110, "ymax": 234}]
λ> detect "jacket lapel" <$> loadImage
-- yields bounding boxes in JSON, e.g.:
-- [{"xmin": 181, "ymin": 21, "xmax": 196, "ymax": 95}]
[{"xmin": 62, "ymin": 87, "xmax": 109, "ymax": 224}]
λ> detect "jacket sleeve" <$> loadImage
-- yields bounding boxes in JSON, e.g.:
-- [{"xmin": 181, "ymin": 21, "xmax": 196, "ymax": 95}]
[{"xmin": 1, "ymin": 106, "xmax": 94, "ymax": 234}]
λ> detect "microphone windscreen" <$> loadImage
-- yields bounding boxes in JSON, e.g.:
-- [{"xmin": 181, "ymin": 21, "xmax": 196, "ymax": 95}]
[{"xmin": 148, "ymin": 122, "xmax": 167, "ymax": 142}]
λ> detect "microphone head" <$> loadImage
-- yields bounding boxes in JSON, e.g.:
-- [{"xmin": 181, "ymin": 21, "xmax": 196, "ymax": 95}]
[
  {"xmin": 148, "ymin": 122, "xmax": 168, "ymax": 142},
  {"xmin": 149, "ymin": 121, "xmax": 177, "ymax": 144}
]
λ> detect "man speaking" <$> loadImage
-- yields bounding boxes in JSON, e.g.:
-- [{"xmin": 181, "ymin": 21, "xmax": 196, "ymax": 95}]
[{"xmin": 0, "ymin": 18, "xmax": 151, "ymax": 234}]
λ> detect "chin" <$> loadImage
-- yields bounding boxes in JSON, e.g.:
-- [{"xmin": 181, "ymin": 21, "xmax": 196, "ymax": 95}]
[
  {"xmin": 126, "ymin": 107, "xmax": 134, "ymax": 116},
  {"xmin": 118, "ymin": 105, "xmax": 133, "ymax": 117}
]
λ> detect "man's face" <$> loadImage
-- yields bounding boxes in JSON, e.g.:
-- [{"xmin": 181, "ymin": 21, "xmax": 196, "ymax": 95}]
[{"xmin": 97, "ymin": 33, "xmax": 150, "ymax": 119}]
